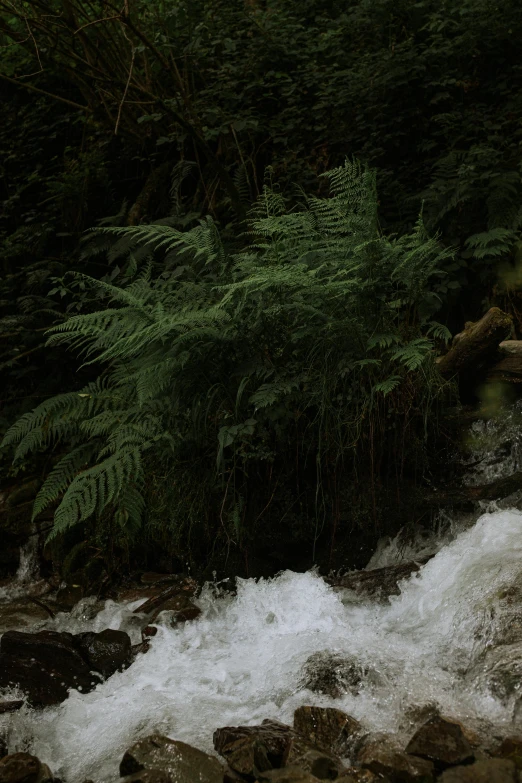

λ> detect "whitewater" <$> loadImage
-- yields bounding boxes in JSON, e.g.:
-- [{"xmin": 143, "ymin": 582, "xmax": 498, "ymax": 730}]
[{"xmin": 3, "ymin": 408, "xmax": 522, "ymax": 780}]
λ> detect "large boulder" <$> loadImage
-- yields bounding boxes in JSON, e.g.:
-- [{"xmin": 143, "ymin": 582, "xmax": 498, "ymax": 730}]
[
  {"xmin": 0, "ymin": 753, "xmax": 53, "ymax": 783},
  {"xmin": 438, "ymin": 758, "xmax": 517, "ymax": 782},
  {"xmin": 74, "ymin": 629, "xmax": 132, "ymax": 678},
  {"xmin": 0, "ymin": 628, "xmax": 132, "ymax": 706},
  {"xmin": 405, "ymin": 717, "xmax": 474, "ymax": 770},
  {"xmin": 120, "ymin": 735, "xmax": 223, "ymax": 783},
  {"xmin": 293, "ymin": 706, "xmax": 363, "ymax": 758},
  {"xmin": 284, "ymin": 747, "xmax": 347, "ymax": 779},
  {"xmin": 214, "ymin": 712, "xmax": 356, "ymax": 778},
  {"xmin": 357, "ymin": 737, "xmax": 434, "ymax": 783},
  {"xmin": 0, "ymin": 631, "xmax": 97, "ymax": 706},
  {"xmin": 255, "ymin": 768, "xmax": 321, "ymax": 783},
  {"xmin": 335, "ymin": 774, "xmax": 385, "ymax": 783},
  {"xmin": 492, "ymin": 736, "xmax": 522, "ymax": 770},
  {"xmin": 213, "ymin": 719, "xmax": 293, "ymax": 776}
]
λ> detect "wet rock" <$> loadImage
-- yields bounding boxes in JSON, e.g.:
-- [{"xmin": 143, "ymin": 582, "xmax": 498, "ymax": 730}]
[
  {"xmin": 74, "ymin": 629, "xmax": 132, "ymax": 678},
  {"xmin": 55, "ymin": 584, "xmax": 85, "ymax": 611},
  {"xmin": 293, "ymin": 706, "xmax": 363, "ymax": 757},
  {"xmin": 438, "ymin": 758, "xmax": 517, "ymax": 782},
  {"xmin": 0, "ymin": 753, "xmax": 53, "ymax": 783},
  {"xmin": 487, "ymin": 357, "xmax": 522, "ymax": 384},
  {"xmin": 150, "ymin": 596, "xmax": 201, "ymax": 625},
  {"xmin": 286, "ymin": 748, "xmax": 348, "ymax": 779},
  {"xmin": 132, "ymin": 641, "xmax": 151, "ymax": 657},
  {"xmin": 300, "ymin": 652, "xmax": 380, "ymax": 698},
  {"xmin": 357, "ymin": 738, "xmax": 434, "ymax": 782},
  {"xmin": 469, "ymin": 643, "xmax": 522, "ymax": 701},
  {"xmin": 492, "ymin": 737, "xmax": 522, "ymax": 770},
  {"xmin": 326, "ymin": 559, "xmax": 432, "ymax": 601},
  {"xmin": 214, "ymin": 719, "xmax": 292, "ymax": 775},
  {"xmin": 223, "ymin": 766, "xmax": 246, "ymax": 783},
  {"xmin": 405, "ymin": 717, "xmax": 474, "ymax": 770},
  {"xmin": 255, "ymin": 768, "xmax": 321, "ymax": 783},
  {"xmin": 0, "ymin": 600, "xmax": 50, "ymax": 634},
  {"xmin": 0, "ymin": 630, "xmax": 97, "ymax": 706},
  {"xmin": 335, "ymin": 772, "xmax": 385, "ymax": 783},
  {"xmin": 499, "ymin": 340, "xmax": 522, "ymax": 357},
  {"xmin": 0, "ymin": 627, "xmax": 132, "ymax": 705},
  {"xmin": 120, "ymin": 735, "xmax": 223, "ymax": 783},
  {"xmin": 121, "ymin": 771, "xmax": 170, "ymax": 783},
  {"xmin": 0, "ymin": 702, "xmax": 24, "ymax": 715},
  {"xmin": 475, "ymin": 572, "xmax": 522, "ymax": 647}
]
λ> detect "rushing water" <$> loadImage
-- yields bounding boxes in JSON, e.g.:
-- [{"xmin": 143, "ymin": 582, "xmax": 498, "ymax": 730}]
[{"xmin": 2, "ymin": 413, "xmax": 522, "ymax": 781}]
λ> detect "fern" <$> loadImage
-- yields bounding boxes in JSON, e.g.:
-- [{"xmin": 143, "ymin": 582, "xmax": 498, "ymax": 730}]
[
  {"xmin": 2, "ymin": 158, "xmax": 453, "ymax": 541},
  {"xmin": 464, "ymin": 228, "xmax": 517, "ymax": 259}
]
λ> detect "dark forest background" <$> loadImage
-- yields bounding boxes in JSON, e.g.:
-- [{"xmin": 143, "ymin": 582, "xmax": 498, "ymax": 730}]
[{"xmin": 1, "ymin": 0, "xmax": 522, "ymax": 589}]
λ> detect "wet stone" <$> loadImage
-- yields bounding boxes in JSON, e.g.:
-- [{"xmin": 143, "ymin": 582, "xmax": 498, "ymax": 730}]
[
  {"xmin": 469, "ymin": 643, "xmax": 522, "ymax": 702},
  {"xmin": 0, "ymin": 753, "xmax": 53, "ymax": 783},
  {"xmin": 405, "ymin": 717, "xmax": 474, "ymax": 770},
  {"xmin": 293, "ymin": 706, "xmax": 363, "ymax": 758},
  {"xmin": 287, "ymin": 747, "xmax": 348, "ymax": 779},
  {"xmin": 0, "ymin": 630, "xmax": 96, "ymax": 706},
  {"xmin": 0, "ymin": 628, "xmax": 132, "ymax": 706},
  {"xmin": 300, "ymin": 652, "xmax": 380, "ymax": 698},
  {"xmin": 358, "ymin": 739, "xmax": 434, "ymax": 783},
  {"xmin": 492, "ymin": 736, "xmax": 522, "ymax": 770},
  {"xmin": 74, "ymin": 629, "xmax": 132, "ymax": 678},
  {"xmin": 55, "ymin": 584, "xmax": 85, "ymax": 611},
  {"xmin": 255, "ymin": 767, "xmax": 321, "ymax": 783},
  {"xmin": 120, "ymin": 735, "xmax": 223, "ymax": 783},
  {"xmin": 214, "ymin": 719, "xmax": 292, "ymax": 775},
  {"xmin": 121, "ymin": 771, "xmax": 171, "ymax": 783},
  {"xmin": 0, "ymin": 702, "xmax": 23, "ymax": 715},
  {"xmin": 335, "ymin": 772, "xmax": 385, "ymax": 783},
  {"xmin": 438, "ymin": 758, "xmax": 517, "ymax": 783}
]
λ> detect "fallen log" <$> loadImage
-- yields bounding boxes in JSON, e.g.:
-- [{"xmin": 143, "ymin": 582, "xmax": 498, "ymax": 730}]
[
  {"xmin": 26, "ymin": 597, "xmax": 55, "ymax": 619},
  {"xmin": 132, "ymin": 578, "xmax": 197, "ymax": 616},
  {"xmin": 424, "ymin": 471, "xmax": 522, "ymax": 507},
  {"xmin": 487, "ymin": 356, "xmax": 522, "ymax": 383},
  {"xmin": 437, "ymin": 307, "xmax": 512, "ymax": 379},
  {"xmin": 326, "ymin": 558, "xmax": 433, "ymax": 598},
  {"xmin": 0, "ymin": 700, "xmax": 24, "ymax": 714}
]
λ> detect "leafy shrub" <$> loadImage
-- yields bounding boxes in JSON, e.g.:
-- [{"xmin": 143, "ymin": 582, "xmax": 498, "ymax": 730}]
[{"xmin": 1, "ymin": 159, "xmax": 453, "ymax": 550}]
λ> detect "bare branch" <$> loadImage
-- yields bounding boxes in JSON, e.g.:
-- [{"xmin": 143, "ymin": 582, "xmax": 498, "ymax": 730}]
[
  {"xmin": 74, "ymin": 14, "xmax": 122, "ymax": 34},
  {"xmin": 0, "ymin": 71, "xmax": 92, "ymax": 112}
]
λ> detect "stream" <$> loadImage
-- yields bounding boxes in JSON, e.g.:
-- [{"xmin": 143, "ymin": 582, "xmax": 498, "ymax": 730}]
[{"xmin": 2, "ymin": 409, "xmax": 522, "ymax": 781}]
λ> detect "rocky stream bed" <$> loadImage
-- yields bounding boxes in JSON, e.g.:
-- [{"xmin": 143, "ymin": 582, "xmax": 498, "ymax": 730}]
[
  {"xmin": 4, "ymin": 314, "xmax": 522, "ymax": 782},
  {"xmin": 3, "ymin": 504, "xmax": 522, "ymax": 783}
]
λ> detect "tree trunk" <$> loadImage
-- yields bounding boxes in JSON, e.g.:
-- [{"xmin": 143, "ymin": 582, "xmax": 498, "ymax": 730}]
[{"xmin": 437, "ymin": 307, "xmax": 512, "ymax": 379}]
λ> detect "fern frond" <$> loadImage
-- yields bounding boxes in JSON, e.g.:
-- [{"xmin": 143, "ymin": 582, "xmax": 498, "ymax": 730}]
[{"xmin": 32, "ymin": 444, "xmax": 97, "ymax": 519}]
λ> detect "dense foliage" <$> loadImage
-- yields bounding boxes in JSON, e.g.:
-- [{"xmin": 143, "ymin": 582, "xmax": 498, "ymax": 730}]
[
  {"xmin": 1, "ymin": 0, "xmax": 521, "ymax": 578},
  {"xmin": 2, "ymin": 160, "xmax": 453, "ymax": 572}
]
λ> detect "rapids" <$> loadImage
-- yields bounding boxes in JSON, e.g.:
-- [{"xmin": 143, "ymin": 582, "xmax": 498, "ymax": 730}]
[{"xmin": 3, "ymin": 409, "xmax": 522, "ymax": 781}]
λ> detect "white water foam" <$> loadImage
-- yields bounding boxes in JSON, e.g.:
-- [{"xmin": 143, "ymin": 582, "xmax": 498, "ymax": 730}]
[
  {"xmin": 4, "ymin": 508, "xmax": 522, "ymax": 782},
  {"xmin": 0, "ymin": 531, "xmax": 47, "ymax": 605}
]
